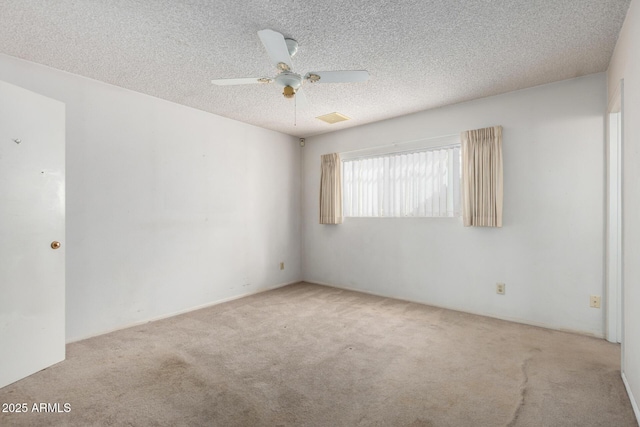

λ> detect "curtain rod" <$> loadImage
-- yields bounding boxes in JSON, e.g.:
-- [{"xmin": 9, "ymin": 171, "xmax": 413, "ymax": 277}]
[{"xmin": 333, "ymin": 132, "xmax": 460, "ymax": 157}]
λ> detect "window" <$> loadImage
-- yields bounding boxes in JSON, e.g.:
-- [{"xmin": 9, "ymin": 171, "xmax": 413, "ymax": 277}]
[{"xmin": 342, "ymin": 144, "xmax": 460, "ymax": 217}]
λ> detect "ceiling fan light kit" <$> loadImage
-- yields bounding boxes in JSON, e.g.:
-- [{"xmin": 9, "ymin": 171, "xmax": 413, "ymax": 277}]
[
  {"xmin": 283, "ymin": 86, "xmax": 295, "ymax": 98},
  {"xmin": 211, "ymin": 29, "xmax": 369, "ymax": 103}
]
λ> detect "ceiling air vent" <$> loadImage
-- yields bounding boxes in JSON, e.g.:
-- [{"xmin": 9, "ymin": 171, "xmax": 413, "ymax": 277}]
[{"xmin": 316, "ymin": 112, "xmax": 350, "ymax": 124}]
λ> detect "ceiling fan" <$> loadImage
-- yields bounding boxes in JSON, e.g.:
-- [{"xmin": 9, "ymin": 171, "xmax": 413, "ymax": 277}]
[{"xmin": 211, "ymin": 29, "xmax": 369, "ymax": 106}]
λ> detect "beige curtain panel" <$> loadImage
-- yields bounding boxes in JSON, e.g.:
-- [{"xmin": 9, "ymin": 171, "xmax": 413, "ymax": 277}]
[
  {"xmin": 461, "ymin": 126, "xmax": 503, "ymax": 227},
  {"xmin": 319, "ymin": 153, "xmax": 343, "ymax": 225}
]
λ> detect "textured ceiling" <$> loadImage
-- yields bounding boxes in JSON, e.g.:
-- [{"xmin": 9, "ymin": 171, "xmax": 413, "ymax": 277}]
[{"xmin": 0, "ymin": 1, "xmax": 631, "ymax": 137}]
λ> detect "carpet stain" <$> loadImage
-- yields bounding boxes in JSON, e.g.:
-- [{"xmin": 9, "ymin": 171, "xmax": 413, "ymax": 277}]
[
  {"xmin": 507, "ymin": 355, "xmax": 533, "ymax": 427},
  {"xmin": 277, "ymin": 387, "xmax": 308, "ymax": 409},
  {"xmin": 408, "ymin": 419, "xmax": 434, "ymax": 427},
  {"xmin": 158, "ymin": 355, "xmax": 189, "ymax": 372}
]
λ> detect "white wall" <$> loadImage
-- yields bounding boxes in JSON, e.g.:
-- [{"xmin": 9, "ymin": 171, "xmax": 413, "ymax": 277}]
[
  {"xmin": 608, "ymin": 0, "xmax": 640, "ymax": 418},
  {"xmin": 303, "ymin": 74, "xmax": 606, "ymax": 337},
  {"xmin": 0, "ymin": 54, "xmax": 302, "ymax": 342}
]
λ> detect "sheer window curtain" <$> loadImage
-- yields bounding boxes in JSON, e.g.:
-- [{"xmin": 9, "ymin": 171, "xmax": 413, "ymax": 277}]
[
  {"xmin": 319, "ymin": 153, "xmax": 343, "ymax": 224},
  {"xmin": 342, "ymin": 147, "xmax": 460, "ymax": 217},
  {"xmin": 461, "ymin": 126, "xmax": 503, "ymax": 227}
]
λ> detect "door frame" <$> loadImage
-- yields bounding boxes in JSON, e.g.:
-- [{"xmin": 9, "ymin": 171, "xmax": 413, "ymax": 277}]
[{"xmin": 605, "ymin": 79, "xmax": 623, "ymax": 345}]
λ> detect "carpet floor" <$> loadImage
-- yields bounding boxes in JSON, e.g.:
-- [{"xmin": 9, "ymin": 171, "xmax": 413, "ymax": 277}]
[{"xmin": 0, "ymin": 282, "xmax": 636, "ymax": 426}]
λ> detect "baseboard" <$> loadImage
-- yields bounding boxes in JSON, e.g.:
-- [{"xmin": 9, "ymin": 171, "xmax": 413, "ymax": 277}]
[
  {"xmin": 67, "ymin": 280, "xmax": 301, "ymax": 343},
  {"xmin": 622, "ymin": 372, "xmax": 640, "ymax": 426},
  {"xmin": 304, "ymin": 280, "xmax": 604, "ymax": 339}
]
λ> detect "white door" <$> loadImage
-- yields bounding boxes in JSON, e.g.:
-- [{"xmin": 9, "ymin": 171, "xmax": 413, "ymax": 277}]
[{"xmin": 0, "ymin": 80, "xmax": 65, "ymax": 388}]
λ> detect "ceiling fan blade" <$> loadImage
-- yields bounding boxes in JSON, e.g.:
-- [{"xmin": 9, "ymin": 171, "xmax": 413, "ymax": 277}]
[
  {"xmin": 211, "ymin": 77, "xmax": 272, "ymax": 86},
  {"xmin": 306, "ymin": 70, "xmax": 369, "ymax": 83},
  {"xmin": 258, "ymin": 29, "xmax": 293, "ymax": 71},
  {"xmin": 295, "ymin": 88, "xmax": 310, "ymax": 109}
]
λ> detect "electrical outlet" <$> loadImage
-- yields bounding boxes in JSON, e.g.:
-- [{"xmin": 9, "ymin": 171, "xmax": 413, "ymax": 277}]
[
  {"xmin": 496, "ymin": 283, "xmax": 505, "ymax": 295},
  {"xmin": 280, "ymin": 262, "xmax": 285, "ymax": 270},
  {"xmin": 590, "ymin": 295, "xmax": 601, "ymax": 308}
]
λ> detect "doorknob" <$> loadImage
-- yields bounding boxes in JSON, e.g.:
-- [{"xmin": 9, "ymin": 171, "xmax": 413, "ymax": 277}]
[{"xmin": 51, "ymin": 241, "xmax": 61, "ymax": 250}]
